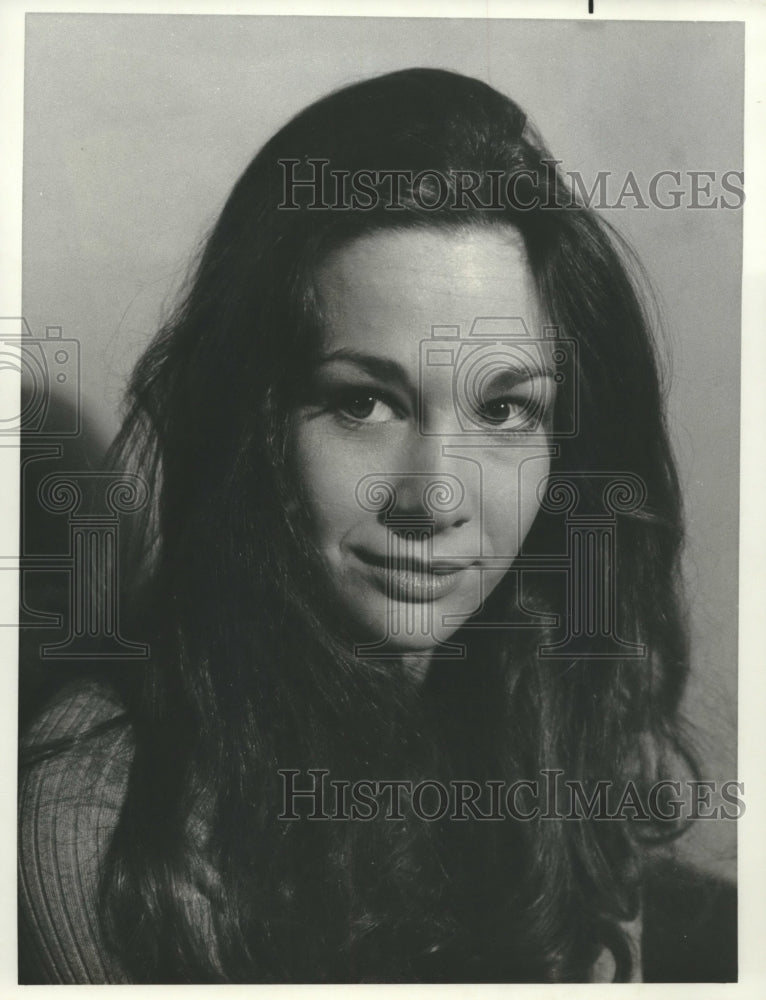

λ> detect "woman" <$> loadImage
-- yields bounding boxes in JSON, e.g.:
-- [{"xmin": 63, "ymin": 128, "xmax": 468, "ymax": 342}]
[{"xmin": 18, "ymin": 67, "xmax": 733, "ymax": 983}]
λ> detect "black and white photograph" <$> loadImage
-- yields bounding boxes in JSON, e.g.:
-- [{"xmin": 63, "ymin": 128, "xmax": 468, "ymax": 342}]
[{"xmin": 6, "ymin": 2, "xmax": 761, "ymax": 988}]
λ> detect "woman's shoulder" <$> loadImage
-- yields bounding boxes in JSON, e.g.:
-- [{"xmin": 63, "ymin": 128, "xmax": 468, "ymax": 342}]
[
  {"xmin": 20, "ymin": 676, "xmax": 134, "ymax": 824},
  {"xmin": 18, "ymin": 677, "xmax": 134, "ymax": 984}
]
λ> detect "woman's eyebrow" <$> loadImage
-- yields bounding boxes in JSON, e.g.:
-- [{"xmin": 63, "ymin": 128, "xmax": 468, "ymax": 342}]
[
  {"xmin": 482, "ymin": 360, "xmax": 557, "ymax": 386},
  {"xmin": 317, "ymin": 348, "xmax": 557, "ymax": 384},
  {"xmin": 315, "ymin": 349, "xmax": 413, "ymax": 388}
]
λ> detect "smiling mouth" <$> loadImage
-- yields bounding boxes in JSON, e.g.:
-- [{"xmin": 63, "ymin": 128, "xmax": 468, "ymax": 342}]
[{"xmin": 351, "ymin": 548, "xmax": 474, "ymax": 602}]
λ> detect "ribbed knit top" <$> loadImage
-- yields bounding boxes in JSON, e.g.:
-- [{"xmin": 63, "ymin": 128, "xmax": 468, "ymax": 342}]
[
  {"xmin": 18, "ymin": 681, "xmax": 649, "ymax": 983},
  {"xmin": 18, "ymin": 681, "xmax": 132, "ymax": 983}
]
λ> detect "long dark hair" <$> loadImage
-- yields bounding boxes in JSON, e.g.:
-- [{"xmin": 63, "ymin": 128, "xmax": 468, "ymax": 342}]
[{"xmin": 97, "ymin": 68, "xmax": 690, "ymax": 982}]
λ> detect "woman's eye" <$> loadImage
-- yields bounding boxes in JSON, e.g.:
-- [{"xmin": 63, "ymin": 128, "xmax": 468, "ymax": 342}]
[
  {"xmin": 335, "ymin": 392, "xmax": 398, "ymax": 424},
  {"xmin": 475, "ymin": 377, "xmax": 554, "ymax": 430},
  {"xmin": 479, "ymin": 399, "xmax": 519, "ymax": 424},
  {"xmin": 477, "ymin": 396, "xmax": 534, "ymax": 428}
]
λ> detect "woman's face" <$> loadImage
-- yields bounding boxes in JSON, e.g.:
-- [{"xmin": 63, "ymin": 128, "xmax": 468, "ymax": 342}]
[{"xmin": 291, "ymin": 227, "xmax": 555, "ymax": 658}]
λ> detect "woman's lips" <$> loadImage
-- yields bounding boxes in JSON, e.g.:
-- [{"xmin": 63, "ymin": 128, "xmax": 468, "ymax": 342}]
[{"xmin": 351, "ymin": 548, "xmax": 471, "ymax": 602}]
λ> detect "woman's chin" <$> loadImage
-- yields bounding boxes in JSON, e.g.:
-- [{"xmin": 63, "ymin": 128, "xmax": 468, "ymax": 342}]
[{"xmin": 344, "ymin": 603, "xmax": 469, "ymax": 659}]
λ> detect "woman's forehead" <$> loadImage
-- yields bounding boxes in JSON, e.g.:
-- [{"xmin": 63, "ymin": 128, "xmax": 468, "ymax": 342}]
[{"xmin": 314, "ymin": 226, "xmax": 541, "ymax": 360}]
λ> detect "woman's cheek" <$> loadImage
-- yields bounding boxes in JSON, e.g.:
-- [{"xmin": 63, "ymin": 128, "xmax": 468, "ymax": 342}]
[
  {"xmin": 292, "ymin": 420, "xmax": 375, "ymax": 545},
  {"xmin": 480, "ymin": 449, "xmax": 551, "ymax": 559},
  {"xmin": 518, "ymin": 450, "xmax": 551, "ymax": 540}
]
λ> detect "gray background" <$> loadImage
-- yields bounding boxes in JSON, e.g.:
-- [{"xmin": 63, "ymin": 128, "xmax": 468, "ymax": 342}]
[{"xmin": 23, "ymin": 14, "xmax": 742, "ymax": 879}]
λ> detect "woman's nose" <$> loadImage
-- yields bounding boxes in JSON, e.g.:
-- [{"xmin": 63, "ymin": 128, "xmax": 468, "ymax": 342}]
[{"xmin": 373, "ymin": 432, "xmax": 477, "ymax": 532}]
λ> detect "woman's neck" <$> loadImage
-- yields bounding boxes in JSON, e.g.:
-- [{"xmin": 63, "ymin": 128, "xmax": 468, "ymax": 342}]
[{"xmin": 399, "ymin": 652, "xmax": 433, "ymax": 686}]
